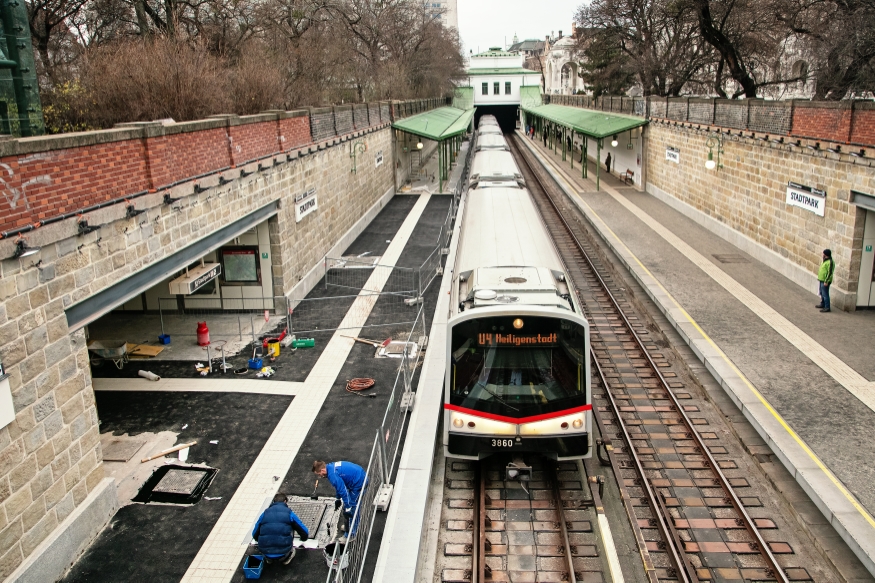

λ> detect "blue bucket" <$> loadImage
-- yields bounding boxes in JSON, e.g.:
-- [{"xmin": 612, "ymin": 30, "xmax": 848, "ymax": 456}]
[{"xmin": 243, "ymin": 554, "xmax": 264, "ymax": 579}]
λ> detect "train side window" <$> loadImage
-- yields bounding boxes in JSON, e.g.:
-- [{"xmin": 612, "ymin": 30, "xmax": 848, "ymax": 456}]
[{"xmin": 482, "ymin": 83, "xmax": 488, "ymax": 96}]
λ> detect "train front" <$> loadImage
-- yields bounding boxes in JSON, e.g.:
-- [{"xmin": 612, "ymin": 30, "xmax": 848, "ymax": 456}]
[{"xmin": 444, "ymin": 270, "xmax": 591, "ymax": 460}]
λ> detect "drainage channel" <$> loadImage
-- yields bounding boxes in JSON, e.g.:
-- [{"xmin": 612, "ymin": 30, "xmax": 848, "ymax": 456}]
[{"xmin": 510, "ymin": 134, "xmax": 814, "ymax": 582}]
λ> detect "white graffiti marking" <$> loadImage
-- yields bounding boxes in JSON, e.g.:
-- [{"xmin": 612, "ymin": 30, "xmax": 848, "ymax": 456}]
[{"xmin": 0, "ymin": 162, "xmax": 53, "ymax": 212}]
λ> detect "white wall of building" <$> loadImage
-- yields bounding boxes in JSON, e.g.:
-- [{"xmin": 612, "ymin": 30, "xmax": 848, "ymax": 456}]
[{"xmin": 470, "ymin": 74, "xmax": 540, "ymax": 106}]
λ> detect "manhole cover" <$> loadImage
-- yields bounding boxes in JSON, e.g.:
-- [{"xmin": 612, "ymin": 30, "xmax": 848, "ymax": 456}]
[
  {"xmin": 712, "ymin": 254, "xmax": 749, "ymax": 264},
  {"xmin": 504, "ymin": 277, "xmax": 527, "ymax": 284},
  {"xmin": 102, "ymin": 439, "xmax": 146, "ymax": 462},
  {"xmin": 288, "ymin": 500, "xmax": 327, "ymax": 534},
  {"xmin": 153, "ymin": 469, "xmax": 209, "ymax": 495},
  {"xmin": 133, "ymin": 465, "xmax": 218, "ymax": 504}
]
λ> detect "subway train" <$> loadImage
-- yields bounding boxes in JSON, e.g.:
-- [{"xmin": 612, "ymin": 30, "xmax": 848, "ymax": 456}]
[{"xmin": 443, "ymin": 116, "xmax": 592, "ymax": 462}]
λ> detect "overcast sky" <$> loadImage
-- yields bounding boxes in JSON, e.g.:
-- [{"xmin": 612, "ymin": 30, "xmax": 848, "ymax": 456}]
[{"xmin": 457, "ymin": 0, "xmax": 582, "ymax": 56}]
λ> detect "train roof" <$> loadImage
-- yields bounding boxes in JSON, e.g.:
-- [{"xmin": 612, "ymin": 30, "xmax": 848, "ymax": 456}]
[
  {"xmin": 457, "ymin": 188, "xmax": 571, "ymax": 310},
  {"xmin": 475, "ymin": 134, "xmax": 509, "ymax": 151},
  {"xmin": 459, "ymin": 188, "xmax": 564, "ymax": 273},
  {"xmin": 470, "ymin": 151, "xmax": 520, "ymax": 184}
]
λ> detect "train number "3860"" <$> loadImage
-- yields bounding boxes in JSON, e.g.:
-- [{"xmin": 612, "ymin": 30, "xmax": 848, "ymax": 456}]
[{"xmin": 491, "ymin": 439, "xmax": 514, "ymax": 448}]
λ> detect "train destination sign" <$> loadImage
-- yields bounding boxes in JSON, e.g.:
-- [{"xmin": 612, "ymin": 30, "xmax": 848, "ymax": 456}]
[
  {"xmin": 786, "ymin": 182, "xmax": 826, "ymax": 217},
  {"xmin": 478, "ymin": 333, "xmax": 558, "ymax": 347}
]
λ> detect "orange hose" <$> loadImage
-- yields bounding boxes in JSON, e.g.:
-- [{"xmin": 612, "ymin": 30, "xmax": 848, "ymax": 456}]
[{"xmin": 346, "ymin": 378, "xmax": 376, "ymax": 397}]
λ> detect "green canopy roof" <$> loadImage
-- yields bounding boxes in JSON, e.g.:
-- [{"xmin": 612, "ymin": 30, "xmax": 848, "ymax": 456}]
[
  {"xmin": 466, "ymin": 68, "xmax": 541, "ymax": 76},
  {"xmin": 453, "ymin": 87, "xmax": 474, "ymax": 111},
  {"xmin": 522, "ymin": 103, "xmax": 648, "ymax": 139},
  {"xmin": 520, "ymin": 86, "xmax": 543, "ymax": 108},
  {"xmin": 392, "ymin": 106, "xmax": 475, "ymax": 141}
]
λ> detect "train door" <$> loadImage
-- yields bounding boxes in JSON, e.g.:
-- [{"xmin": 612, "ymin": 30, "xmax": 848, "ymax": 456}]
[{"xmin": 857, "ymin": 209, "xmax": 875, "ymax": 307}]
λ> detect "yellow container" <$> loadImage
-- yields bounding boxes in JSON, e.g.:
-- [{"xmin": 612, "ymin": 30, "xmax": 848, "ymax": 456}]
[{"xmin": 267, "ymin": 341, "xmax": 280, "ymax": 357}]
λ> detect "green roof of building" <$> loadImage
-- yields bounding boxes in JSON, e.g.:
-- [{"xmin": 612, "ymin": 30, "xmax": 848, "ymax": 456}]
[
  {"xmin": 472, "ymin": 48, "xmax": 516, "ymax": 57},
  {"xmin": 392, "ymin": 106, "xmax": 476, "ymax": 141},
  {"xmin": 521, "ymin": 103, "xmax": 648, "ymax": 139},
  {"xmin": 453, "ymin": 87, "xmax": 474, "ymax": 111},
  {"xmin": 466, "ymin": 67, "xmax": 541, "ymax": 76}
]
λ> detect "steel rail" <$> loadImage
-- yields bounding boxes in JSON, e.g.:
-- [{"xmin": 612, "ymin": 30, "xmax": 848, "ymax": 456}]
[
  {"xmin": 509, "ymin": 133, "xmax": 790, "ymax": 583},
  {"xmin": 472, "ymin": 463, "xmax": 486, "ymax": 583},
  {"xmin": 548, "ymin": 464, "xmax": 578, "ymax": 583}
]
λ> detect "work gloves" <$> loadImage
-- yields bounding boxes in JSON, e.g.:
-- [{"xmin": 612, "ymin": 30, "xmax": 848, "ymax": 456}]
[{"xmin": 335, "ymin": 499, "xmax": 342, "ymax": 510}]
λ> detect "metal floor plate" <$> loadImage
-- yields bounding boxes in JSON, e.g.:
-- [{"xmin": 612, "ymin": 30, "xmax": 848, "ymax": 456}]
[
  {"xmin": 287, "ymin": 499, "xmax": 327, "ymax": 535},
  {"xmin": 102, "ymin": 439, "xmax": 146, "ymax": 462},
  {"xmin": 153, "ymin": 469, "xmax": 209, "ymax": 495}
]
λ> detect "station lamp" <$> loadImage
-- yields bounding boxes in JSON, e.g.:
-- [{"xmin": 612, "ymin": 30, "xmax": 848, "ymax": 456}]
[
  {"xmin": 611, "ymin": 134, "xmax": 618, "ymax": 147},
  {"xmin": 705, "ymin": 133, "xmax": 724, "ymax": 171},
  {"xmin": 10, "ymin": 237, "xmax": 40, "ymax": 260},
  {"xmin": 417, "ymin": 141, "xmax": 423, "ymax": 150}
]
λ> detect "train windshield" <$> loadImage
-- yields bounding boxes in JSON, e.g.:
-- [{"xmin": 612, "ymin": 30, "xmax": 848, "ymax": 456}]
[{"xmin": 450, "ymin": 316, "xmax": 587, "ymax": 417}]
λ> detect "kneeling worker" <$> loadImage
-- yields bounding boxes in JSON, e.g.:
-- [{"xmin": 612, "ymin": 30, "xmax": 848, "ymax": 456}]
[
  {"xmin": 313, "ymin": 460, "xmax": 367, "ymax": 541},
  {"xmin": 252, "ymin": 493, "xmax": 309, "ymax": 565}
]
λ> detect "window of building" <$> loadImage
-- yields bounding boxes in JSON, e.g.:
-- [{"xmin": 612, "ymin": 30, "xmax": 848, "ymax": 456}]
[
  {"xmin": 505, "ymin": 82, "xmax": 511, "ymax": 95},
  {"xmin": 482, "ymin": 82, "xmax": 488, "ymax": 95},
  {"xmin": 493, "ymin": 82, "xmax": 500, "ymax": 95}
]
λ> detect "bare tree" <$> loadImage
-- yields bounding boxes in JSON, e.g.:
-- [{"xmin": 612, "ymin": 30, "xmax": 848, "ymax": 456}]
[{"xmin": 575, "ymin": 0, "xmax": 712, "ymax": 96}]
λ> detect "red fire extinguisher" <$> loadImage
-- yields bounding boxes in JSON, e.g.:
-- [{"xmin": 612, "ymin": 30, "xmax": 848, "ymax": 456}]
[{"xmin": 197, "ymin": 321, "xmax": 210, "ymax": 346}]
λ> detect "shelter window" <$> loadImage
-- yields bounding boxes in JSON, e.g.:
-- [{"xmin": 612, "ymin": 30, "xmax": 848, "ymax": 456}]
[
  {"xmin": 493, "ymin": 82, "xmax": 500, "ymax": 95},
  {"xmin": 505, "ymin": 82, "xmax": 511, "ymax": 95},
  {"xmin": 482, "ymin": 83, "xmax": 488, "ymax": 95}
]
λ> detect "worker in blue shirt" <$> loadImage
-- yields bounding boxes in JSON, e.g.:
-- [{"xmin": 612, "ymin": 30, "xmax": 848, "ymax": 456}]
[
  {"xmin": 313, "ymin": 460, "xmax": 367, "ymax": 541},
  {"xmin": 251, "ymin": 493, "xmax": 309, "ymax": 565}
]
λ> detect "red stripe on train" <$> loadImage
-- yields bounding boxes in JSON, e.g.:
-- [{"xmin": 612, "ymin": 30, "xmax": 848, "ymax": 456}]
[{"xmin": 444, "ymin": 403, "xmax": 592, "ymax": 425}]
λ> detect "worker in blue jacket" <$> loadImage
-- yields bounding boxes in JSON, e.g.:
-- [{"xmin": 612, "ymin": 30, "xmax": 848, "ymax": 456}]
[
  {"xmin": 251, "ymin": 493, "xmax": 309, "ymax": 565},
  {"xmin": 313, "ymin": 460, "xmax": 367, "ymax": 541}
]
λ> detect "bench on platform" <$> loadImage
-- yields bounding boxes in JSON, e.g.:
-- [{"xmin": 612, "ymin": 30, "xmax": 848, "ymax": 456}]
[{"xmin": 623, "ymin": 169, "xmax": 635, "ymax": 185}]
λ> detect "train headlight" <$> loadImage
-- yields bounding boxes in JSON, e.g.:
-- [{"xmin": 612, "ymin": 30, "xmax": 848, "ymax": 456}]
[
  {"xmin": 453, "ymin": 418, "xmax": 463, "ymax": 428},
  {"xmin": 513, "ymin": 318, "xmax": 524, "ymax": 329},
  {"xmin": 572, "ymin": 419, "xmax": 583, "ymax": 429}
]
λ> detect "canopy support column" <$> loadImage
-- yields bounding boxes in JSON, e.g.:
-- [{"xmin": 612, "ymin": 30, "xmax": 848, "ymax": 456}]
[
  {"xmin": 596, "ymin": 139, "xmax": 601, "ymax": 191},
  {"xmin": 562, "ymin": 126, "xmax": 566, "ymax": 161},
  {"xmin": 570, "ymin": 131, "xmax": 574, "ymax": 171},
  {"xmin": 583, "ymin": 136, "xmax": 587, "ymax": 179}
]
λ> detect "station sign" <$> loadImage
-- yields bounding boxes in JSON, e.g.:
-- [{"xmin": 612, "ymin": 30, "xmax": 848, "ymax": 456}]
[
  {"xmin": 169, "ymin": 263, "xmax": 222, "ymax": 295},
  {"xmin": 375, "ymin": 150, "xmax": 384, "ymax": 167},
  {"xmin": 295, "ymin": 187, "xmax": 318, "ymax": 222},
  {"xmin": 665, "ymin": 147, "xmax": 680, "ymax": 164},
  {"xmin": 786, "ymin": 182, "xmax": 826, "ymax": 217}
]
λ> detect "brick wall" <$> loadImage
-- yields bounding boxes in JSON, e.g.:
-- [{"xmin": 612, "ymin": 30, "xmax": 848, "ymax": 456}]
[
  {"xmin": 790, "ymin": 101, "xmax": 854, "ymax": 143},
  {"xmin": 0, "ymin": 97, "xmax": 446, "ymax": 237},
  {"xmin": 334, "ymin": 106, "xmax": 353, "ymax": 135},
  {"xmin": 0, "ymin": 124, "xmax": 395, "ymax": 579},
  {"xmin": 555, "ymin": 94, "xmax": 875, "ymax": 149},
  {"xmin": 645, "ymin": 121, "xmax": 872, "ymax": 309}
]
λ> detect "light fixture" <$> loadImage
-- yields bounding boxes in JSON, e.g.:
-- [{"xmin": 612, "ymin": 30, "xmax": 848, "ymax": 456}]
[
  {"xmin": 11, "ymin": 238, "xmax": 40, "ymax": 259},
  {"xmin": 512, "ymin": 318, "xmax": 524, "ymax": 329},
  {"xmin": 827, "ymin": 145, "xmax": 841, "ymax": 154},
  {"xmin": 611, "ymin": 134, "xmax": 618, "ymax": 147},
  {"xmin": 705, "ymin": 132, "xmax": 724, "ymax": 171},
  {"xmin": 572, "ymin": 419, "xmax": 583, "ymax": 429},
  {"xmin": 851, "ymin": 149, "xmax": 866, "ymax": 158},
  {"xmin": 417, "ymin": 141, "xmax": 423, "ymax": 150},
  {"xmin": 452, "ymin": 417, "xmax": 463, "ymax": 428}
]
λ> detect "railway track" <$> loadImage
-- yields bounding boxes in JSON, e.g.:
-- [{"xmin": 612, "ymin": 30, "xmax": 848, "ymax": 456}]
[
  {"xmin": 508, "ymin": 133, "xmax": 812, "ymax": 582},
  {"xmin": 441, "ymin": 456, "xmax": 602, "ymax": 583}
]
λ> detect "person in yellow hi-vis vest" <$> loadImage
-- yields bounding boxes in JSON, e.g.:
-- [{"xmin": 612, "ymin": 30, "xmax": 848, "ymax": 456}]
[{"xmin": 816, "ymin": 249, "xmax": 835, "ymax": 312}]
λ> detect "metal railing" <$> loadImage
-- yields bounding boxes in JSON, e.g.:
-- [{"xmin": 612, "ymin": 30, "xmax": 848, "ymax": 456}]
[
  {"xmin": 324, "ymin": 133, "xmax": 473, "ymax": 583},
  {"xmin": 288, "ymin": 291, "xmax": 419, "ymax": 335}
]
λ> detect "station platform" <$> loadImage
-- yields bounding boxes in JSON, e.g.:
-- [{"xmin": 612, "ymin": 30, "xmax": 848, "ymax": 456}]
[
  {"xmin": 61, "ymin": 191, "xmax": 452, "ymax": 583},
  {"xmin": 516, "ymin": 131, "xmax": 875, "ymax": 579}
]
